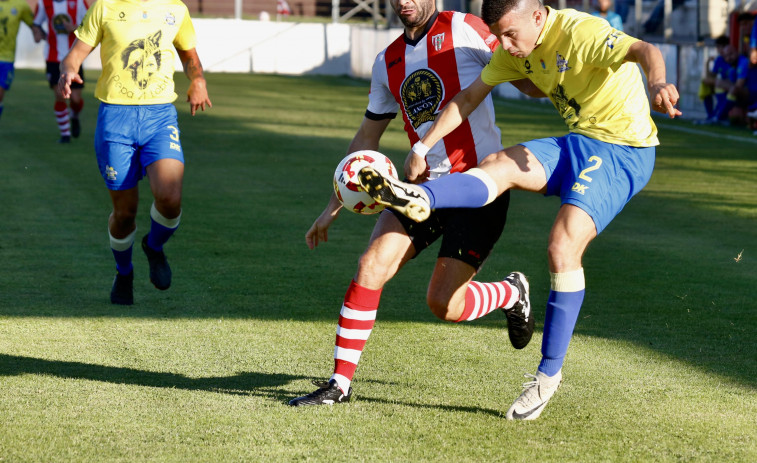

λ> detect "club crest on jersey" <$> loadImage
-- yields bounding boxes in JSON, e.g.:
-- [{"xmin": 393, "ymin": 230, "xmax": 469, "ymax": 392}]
[
  {"xmin": 401, "ymin": 69, "xmax": 444, "ymax": 129},
  {"xmin": 68, "ymin": 1, "xmax": 76, "ymax": 9},
  {"xmin": 142, "ymin": 11, "xmax": 148, "ymax": 19},
  {"xmin": 556, "ymin": 51, "xmax": 571, "ymax": 73},
  {"xmin": 431, "ymin": 33, "xmax": 445, "ymax": 52}
]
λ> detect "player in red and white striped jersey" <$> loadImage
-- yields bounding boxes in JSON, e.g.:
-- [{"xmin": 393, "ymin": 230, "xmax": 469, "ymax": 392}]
[
  {"xmin": 290, "ymin": 0, "xmax": 546, "ymax": 406},
  {"xmin": 32, "ymin": 0, "xmax": 89, "ymax": 143}
]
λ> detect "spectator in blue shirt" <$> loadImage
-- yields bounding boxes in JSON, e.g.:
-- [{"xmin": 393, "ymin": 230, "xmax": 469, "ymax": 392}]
[
  {"xmin": 592, "ymin": 0, "xmax": 624, "ymax": 31},
  {"xmin": 696, "ymin": 37, "xmax": 750, "ymax": 125}
]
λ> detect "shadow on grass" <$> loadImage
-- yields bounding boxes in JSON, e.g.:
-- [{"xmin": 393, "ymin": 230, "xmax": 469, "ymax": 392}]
[{"xmin": 0, "ymin": 353, "xmax": 503, "ymax": 416}]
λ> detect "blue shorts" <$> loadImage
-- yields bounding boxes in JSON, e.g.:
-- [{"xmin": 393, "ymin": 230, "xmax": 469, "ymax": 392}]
[
  {"xmin": 0, "ymin": 61, "xmax": 14, "ymax": 90},
  {"xmin": 95, "ymin": 103, "xmax": 184, "ymax": 190},
  {"xmin": 521, "ymin": 133, "xmax": 655, "ymax": 234}
]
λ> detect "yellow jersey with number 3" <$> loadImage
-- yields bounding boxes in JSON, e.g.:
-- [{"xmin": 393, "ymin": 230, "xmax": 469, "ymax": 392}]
[
  {"xmin": 0, "ymin": 0, "xmax": 34, "ymax": 62},
  {"xmin": 75, "ymin": 0, "xmax": 196, "ymax": 105},
  {"xmin": 482, "ymin": 7, "xmax": 658, "ymax": 147}
]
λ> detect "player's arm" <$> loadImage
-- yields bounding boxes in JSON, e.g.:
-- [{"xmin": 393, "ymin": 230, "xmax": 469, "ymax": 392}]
[
  {"xmin": 177, "ymin": 48, "xmax": 212, "ymax": 116},
  {"xmin": 59, "ymin": 39, "xmax": 93, "ymax": 98},
  {"xmin": 305, "ymin": 117, "xmax": 392, "ymax": 250},
  {"xmin": 625, "ymin": 40, "xmax": 681, "ymax": 118},
  {"xmin": 404, "ymin": 76, "xmax": 493, "ymax": 182},
  {"xmin": 509, "ymin": 78, "xmax": 546, "ymax": 98}
]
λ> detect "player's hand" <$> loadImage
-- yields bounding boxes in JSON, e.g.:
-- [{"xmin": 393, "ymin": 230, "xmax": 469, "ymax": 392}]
[
  {"xmin": 649, "ymin": 82, "xmax": 682, "ymax": 119},
  {"xmin": 187, "ymin": 78, "xmax": 212, "ymax": 116},
  {"xmin": 750, "ymin": 48, "xmax": 757, "ymax": 66},
  {"xmin": 305, "ymin": 209, "xmax": 339, "ymax": 250},
  {"xmin": 58, "ymin": 71, "xmax": 82, "ymax": 99},
  {"xmin": 404, "ymin": 151, "xmax": 429, "ymax": 183}
]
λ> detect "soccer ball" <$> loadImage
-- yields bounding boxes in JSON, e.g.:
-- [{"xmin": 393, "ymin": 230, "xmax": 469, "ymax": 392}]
[{"xmin": 333, "ymin": 150, "xmax": 398, "ymax": 215}]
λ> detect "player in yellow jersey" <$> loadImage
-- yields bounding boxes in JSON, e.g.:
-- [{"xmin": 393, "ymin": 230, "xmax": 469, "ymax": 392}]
[
  {"xmin": 59, "ymin": 0, "xmax": 211, "ymax": 305},
  {"xmin": 0, "ymin": 0, "xmax": 34, "ymax": 120},
  {"xmin": 357, "ymin": 0, "xmax": 681, "ymax": 419}
]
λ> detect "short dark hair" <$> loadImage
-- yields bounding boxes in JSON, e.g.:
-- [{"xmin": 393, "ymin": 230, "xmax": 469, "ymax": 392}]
[
  {"xmin": 714, "ymin": 35, "xmax": 729, "ymax": 47},
  {"xmin": 482, "ymin": 0, "xmax": 540, "ymax": 25}
]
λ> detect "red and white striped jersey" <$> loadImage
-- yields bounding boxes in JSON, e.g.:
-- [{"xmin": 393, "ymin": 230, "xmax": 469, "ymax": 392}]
[
  {"xmin": 33, "ymin": 0, "xmax": 89, "ymax": 63},
  {"xmin": 367, "ymin": 11, "xmax": 502, "ymax": 178}
]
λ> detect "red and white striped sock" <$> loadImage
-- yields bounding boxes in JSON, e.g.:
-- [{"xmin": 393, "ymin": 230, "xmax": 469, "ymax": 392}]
[
  {"xmin": 54, "ymin": 101, "xmax": 70, "ymax": 137},
  {"xmin": 456, "ymin": 280, "xmax": 520, "ymax": 322},
  {"xmin": 331, "ymin": 280, "xmax": 381, "ymax": 394}
]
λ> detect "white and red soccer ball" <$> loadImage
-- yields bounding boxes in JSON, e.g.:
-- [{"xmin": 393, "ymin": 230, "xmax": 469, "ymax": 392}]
[{"xmin": 333, "ymin": 150, "xmax": 398, "ymax": 215}]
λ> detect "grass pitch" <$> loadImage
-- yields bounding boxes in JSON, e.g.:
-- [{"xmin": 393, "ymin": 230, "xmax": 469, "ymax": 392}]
[{"xmin": 0, "ymin": 70, "xmax": 755, "ymax": 462}]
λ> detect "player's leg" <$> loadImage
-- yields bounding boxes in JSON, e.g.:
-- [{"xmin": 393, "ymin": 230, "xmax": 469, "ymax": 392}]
[
  {"xmin": 69, "ymin": 87, "xmax": 84, "ymax": 138},
  {"xmin": 289, "ymin": 211, "xmax": 416, "ymax": 406},
  {"xmin": 96, "ymin": 103, "xmax": 143, "ymax": 304},
  {"xmin": 0, "ymin": 61, "xmax": 13, "ymax": 120},
  {"xmin": 68, "ymin": 66, "xmax": 85, "ymax": 138},
  {"xmin": 47, "ymin": 62, "xmax": 72, "ymax": 143},
  {"xmin": 507, "ymin": 135, "xmax": 656, "ymax": 420},
  {"xmin": 358, "ymin": 145, "xmax": 547, "ymax": 221},
  {"xmin": 141, "ymin": 104, "xmax": 185, "ymax": 290},
  {"xmin": 426, "ymin": 192, "xmax": 534, "ymax": 349}
]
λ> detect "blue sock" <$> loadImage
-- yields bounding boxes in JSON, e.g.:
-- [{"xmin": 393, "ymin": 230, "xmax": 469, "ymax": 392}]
[
  {"xmin": 714, "ymin": 92, "xmax": 730, "ymax": 120},
  {"xmin": 110, "ymin": 229, "xmax": 136, "ymax": 275},
  {"xmin": 419, "ymin": 170, "xmax": 493, "ymax": 209},
  {"xmin": 147, "ymin": 203, "xmax": 180, "ymax": 251},
  {"xmin": 538, "ymin": 270, "xmax": 586, "ymax": 377}
]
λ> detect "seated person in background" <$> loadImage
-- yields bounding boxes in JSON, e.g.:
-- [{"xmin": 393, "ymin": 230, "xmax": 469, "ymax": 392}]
[
  {"xmin": 696, "ymin": 37, "xmax": 750, "ymax": 125},
  {"xmin": 591, "ymin": 0, "xmax": 623, "ymax": 31}
]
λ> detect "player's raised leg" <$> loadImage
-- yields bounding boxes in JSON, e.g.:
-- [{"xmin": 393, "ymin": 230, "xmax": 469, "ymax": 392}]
[{"xmin": 359, "ymin": 146, "xmax": 547, "ymax": 222}]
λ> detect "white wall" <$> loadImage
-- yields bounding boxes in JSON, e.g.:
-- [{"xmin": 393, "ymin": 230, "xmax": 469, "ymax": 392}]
[
  {"xmin": 15, "ymin": 19, "xmax": 352, "ymax": 76},
  {"xmin": 13, "ymin": 19, "xmax": 702, "ymax": 117}
]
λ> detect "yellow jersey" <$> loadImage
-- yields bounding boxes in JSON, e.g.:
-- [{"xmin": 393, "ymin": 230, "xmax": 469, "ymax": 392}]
[
  {"xmin": 0, "ymin": 0, "xmax": 34, "ymax": 62},
  {"xmin": 75, "ymin": 0, "xmax": 196, "ymax": 105},
  {"xmin": 482, "ymin": 7, "xmax": 658, "ymax": 147}
]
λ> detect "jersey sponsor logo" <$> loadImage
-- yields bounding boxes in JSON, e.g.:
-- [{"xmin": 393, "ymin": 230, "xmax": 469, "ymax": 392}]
[
  {"xmin": 164, "ymin": 12, "xmax": 176, "ymax": 26},
  {"xmin": 67, "ymin": 0, "xmax": 75, "ymax": 9},
  {"xmin": 524, "ymin": 60, "xmax": 533, "ymax": 74},
  {"xmin": 400, "ymin": 68, "xmax": 444, "ymax": 129},
  {"xmin": 605, "ymin": 31, "xmax": 622, "ymax": 49},
  {"xmin": 387, "ymin": 56, "xmax": 402, "ymax": 70},
  {"xmin": 571, "ymin": 182, "xmax": 588, "ymax": 194},
  {"xmin": 431, "ymin": 32, "xmax": 445, "ymax": 52},
  {"xmin": 556, "ymin": 51, "xmax": 571, "ymax": 73}
]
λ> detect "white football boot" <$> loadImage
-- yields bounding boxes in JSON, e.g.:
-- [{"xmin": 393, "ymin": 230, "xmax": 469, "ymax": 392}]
[{"xmin": 506, "ymin": 370, "xmax": 562, "ymax": 420}]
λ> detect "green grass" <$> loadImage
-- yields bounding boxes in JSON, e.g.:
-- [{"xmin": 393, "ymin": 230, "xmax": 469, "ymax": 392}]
[{"xmin": 0, "ymin": 69, "xmax": 755, "ymax": 462}]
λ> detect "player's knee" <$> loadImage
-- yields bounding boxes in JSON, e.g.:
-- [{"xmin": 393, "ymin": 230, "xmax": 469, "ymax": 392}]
[
  {"xmin": 547, "ymin": 241, "xmax": 582, "ymax": 273},
  {"xmin": 426, "ymin": 294, "xmax": 459, "ymax": 322},
  {"xmin": 110, "ymin": 208, "xmax": 137, "ymax": 228},
  {"xmin": 153, "ymin": 193, "xmax": 181, "ymax": 217},
  {"xmin": 356, "ymin": 252, "xmax": 393, "ymax": 287}
]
